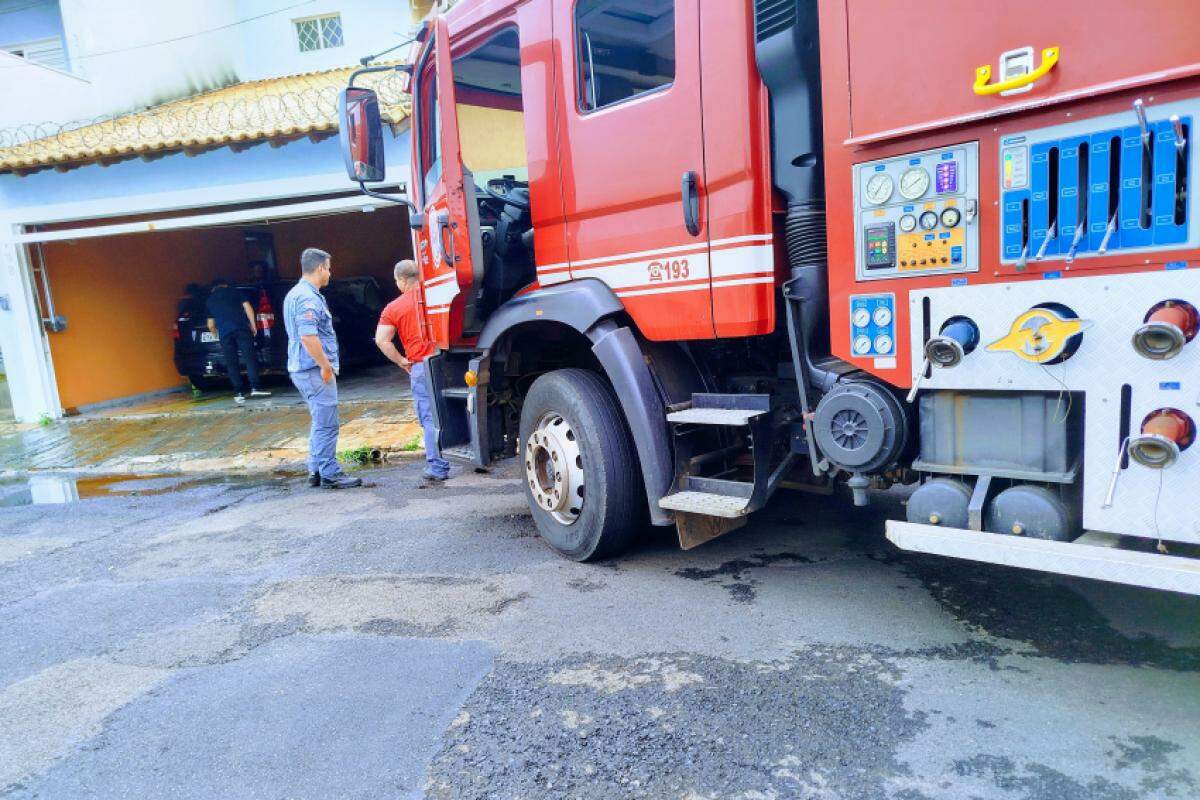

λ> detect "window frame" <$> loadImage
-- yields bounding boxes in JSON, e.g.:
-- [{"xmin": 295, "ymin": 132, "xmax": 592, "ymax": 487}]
[
  {"xmin": 412, "ymin": 38, "xmax": 439, "ymax": 208},
  {"xmin": 572, "ymin": 0, "xmax": 677, "ymax": 116},
  {"xmin": 294, "ymin": 12, "xmax": 344, "ymax": 53}
]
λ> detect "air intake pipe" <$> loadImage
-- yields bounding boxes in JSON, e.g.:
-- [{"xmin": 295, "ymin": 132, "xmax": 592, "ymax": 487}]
[{"xmin": 755, "ymin": 2, "xmax": 841, "ymax": 391}]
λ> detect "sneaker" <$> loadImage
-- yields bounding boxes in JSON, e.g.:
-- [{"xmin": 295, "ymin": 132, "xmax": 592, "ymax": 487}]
[
  {"xmin": 422, "ymin": 469, "xmax": 449, "ymax": 483},
  {"xmin": 321, "ymin": 474, "xmax": 363, "ymax": 489},
  {"xmin": 250, "ymin": 389, "xmax": 272, "ymax": 398},
  {"xmin": 308, "ymin": 473, "xmax": 320, "ymax": 488},
  {"xmin": 234, "ymin": 395, "xmax": 246, "ymax": 405}
]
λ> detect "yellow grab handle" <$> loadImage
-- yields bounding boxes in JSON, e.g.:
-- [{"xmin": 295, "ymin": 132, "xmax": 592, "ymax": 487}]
[{"xmin": 974, "ymin": 46, "xmax": 1060, "ymax": 96}]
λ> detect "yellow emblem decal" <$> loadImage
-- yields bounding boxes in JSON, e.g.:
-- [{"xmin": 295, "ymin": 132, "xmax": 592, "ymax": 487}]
[{"xmin": 987, "ymin": 306, "xmax": 1084, "ymax": 364}]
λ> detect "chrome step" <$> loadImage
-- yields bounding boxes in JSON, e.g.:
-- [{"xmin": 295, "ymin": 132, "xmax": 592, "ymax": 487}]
[
  {"xmin": 658, "ymin": 490, "xmax": 751, "ymax": 518},
  {"xmin": 666, "ymin": 407, "xmax": 768, "ymax": 426}
]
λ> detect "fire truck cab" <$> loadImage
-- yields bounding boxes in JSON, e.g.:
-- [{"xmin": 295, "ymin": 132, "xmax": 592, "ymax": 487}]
[{"xmin": 340, "ymin": 0, "xmax": 1200, "ymax": 593}]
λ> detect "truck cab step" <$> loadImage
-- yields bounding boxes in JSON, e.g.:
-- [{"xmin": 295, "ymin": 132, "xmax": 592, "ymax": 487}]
[
  {"xmin": 440, "ymin": 444, "xmax": 475, "ymax": 462},
  {"xmin": 658, "ymin": 490, "xmax": 751, "ymax": 518},
  {"xmin": 667, "ymin": 407, "xmax": 768, "ymax": 426}
]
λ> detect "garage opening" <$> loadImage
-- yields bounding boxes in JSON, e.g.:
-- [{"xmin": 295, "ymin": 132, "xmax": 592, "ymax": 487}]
[{"xmin": 29, "ymin": 200, "xmax": 412, "ymax": 413}]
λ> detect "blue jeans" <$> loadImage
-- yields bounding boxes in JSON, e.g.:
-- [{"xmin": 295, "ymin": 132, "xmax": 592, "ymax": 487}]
[
  {"xmin": 291, "ymin": 368, "xmax": 343, "ymax": 479},
  {"xmin": 410, "ymin": 361, "xmax": 450, "ymax": 478}
]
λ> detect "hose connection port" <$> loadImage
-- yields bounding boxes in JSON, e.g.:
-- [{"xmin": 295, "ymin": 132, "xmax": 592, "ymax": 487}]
[{"xmin": 1132, "ymin": 299, "xmax": 1198, "ymax": 360}]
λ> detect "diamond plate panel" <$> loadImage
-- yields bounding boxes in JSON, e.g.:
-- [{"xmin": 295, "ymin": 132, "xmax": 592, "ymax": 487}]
[
  {"xmin": 909, "ymin": 268, "xmax": 1200, "ymax": 544},
  {"xmin": 658, "ymin": 491, "xmax": 750, "ymax": 518},
  {"xmin": 666, "ymin": 408, "xmax": 767, "ymax": 425}
]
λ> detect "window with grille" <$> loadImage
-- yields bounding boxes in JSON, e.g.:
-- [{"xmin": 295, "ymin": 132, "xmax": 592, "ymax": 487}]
[{"xmin": 295, "ymin": 13, "xmax": 344, "ymax": 52}]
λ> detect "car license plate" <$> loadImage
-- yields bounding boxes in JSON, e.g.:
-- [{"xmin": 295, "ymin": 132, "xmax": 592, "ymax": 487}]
[{"xmin": 200, "ymin": 332, "xmax": 218, "ymax": 343}]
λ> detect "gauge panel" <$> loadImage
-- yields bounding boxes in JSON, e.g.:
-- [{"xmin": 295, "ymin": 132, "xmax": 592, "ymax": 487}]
[
  {"xmin": 851, "ymin": 142, "xmax": 980, "ymax": 281},
  {"xmin": 848, "ymin": 293, "xmax": 897, "ymax": 363}
]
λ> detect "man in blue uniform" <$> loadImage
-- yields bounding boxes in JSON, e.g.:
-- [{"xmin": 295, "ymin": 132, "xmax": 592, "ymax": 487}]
[{"xmin": 283, "ymin": 248, "xmax": 361, "ymax": 489}]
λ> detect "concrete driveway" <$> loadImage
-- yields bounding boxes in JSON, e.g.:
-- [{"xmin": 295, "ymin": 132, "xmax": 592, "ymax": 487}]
[
  {"xmin": 1, "ymin": 461, "xmax": 1197, "ymax": 799},
  {"xmin": 0, "ymin": 366, "xmax": 421, "ymax": 476}
]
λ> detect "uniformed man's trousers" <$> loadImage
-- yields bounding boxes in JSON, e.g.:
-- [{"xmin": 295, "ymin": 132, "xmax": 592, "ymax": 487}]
[{"xmin": 290, "ymin": 367, "xmax": 342, "ymax": 479}]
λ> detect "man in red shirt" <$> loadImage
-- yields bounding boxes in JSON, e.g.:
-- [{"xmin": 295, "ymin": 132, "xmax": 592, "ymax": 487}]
[{"xmin": 375, "ymin": 260, "xmax": 449, "ymax": 481}]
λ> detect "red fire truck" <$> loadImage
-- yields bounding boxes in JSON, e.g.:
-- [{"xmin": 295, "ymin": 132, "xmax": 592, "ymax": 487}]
[{"xmin": 339, "ymin": 0, "xmax": 1200, "ymax": 594}]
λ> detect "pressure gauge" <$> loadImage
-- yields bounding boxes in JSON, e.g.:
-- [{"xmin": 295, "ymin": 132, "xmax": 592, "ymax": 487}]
[
  {"xmin": 940, "ymin": 207, "xmax": 962, "ymax": 228},
  {"xmin": 864, "ymin": 173, "xmax": 894, "ymax": 205},
  {"xmin": 853, "ymin": 308, "xmax": 871, "ymax": 328},
  {"xmin": 853, "ymin": 335, "xmax": 872, "ymax": 355},
  {"xmin": 918, "ymin": 210, "xmax": 939, "ymax": 230},
  {"xmin": 898, "ymin": 214, "xmax": 917, "ymax": 233},
  {"xmin": 873, "ymin": 306, "xmax": 893, "ymax": 327},
  {"xmin": 874, "ymin": 334, "xmax": 894, "ymax": 354},
  {"xmin": 899, "ymin": 167, "xmax": 930, "ymax": 200}
]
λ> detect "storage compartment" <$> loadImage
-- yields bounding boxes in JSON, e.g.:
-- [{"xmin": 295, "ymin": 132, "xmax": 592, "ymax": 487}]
[
  {"xmin": 914, "ymin": 391, "xmax": 1083, "ymax": 481},
  {"xmin": 844, "ymin": 0, "xmax": 1200, "ymax": 142}
]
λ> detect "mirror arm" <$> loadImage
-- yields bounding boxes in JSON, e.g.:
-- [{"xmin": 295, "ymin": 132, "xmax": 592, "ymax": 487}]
[
  {"xmin": 356, "ymin": 182, "xmax": 425, "ymax": 228},
  {"xmin": 348, "ymin": 63, "xmax": 403, "ymax": 89}
]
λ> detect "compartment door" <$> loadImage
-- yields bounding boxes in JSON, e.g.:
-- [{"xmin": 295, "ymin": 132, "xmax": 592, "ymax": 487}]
[{"xmin": 845, "ymin": 0, "xmax": 1200, "ymax": 142}]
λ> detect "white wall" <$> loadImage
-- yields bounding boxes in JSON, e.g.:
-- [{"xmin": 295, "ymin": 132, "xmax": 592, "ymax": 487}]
[
  {"xmin": 234, "ymin": 0, "xmax": 418, "ymax": 82},
  {"xmin": 0, "ymin": 49, "xmax": 95, "ymax": 132},
  {"xmin": 0, "ymin": 1, "xmax": 416, "ymax": 131}
]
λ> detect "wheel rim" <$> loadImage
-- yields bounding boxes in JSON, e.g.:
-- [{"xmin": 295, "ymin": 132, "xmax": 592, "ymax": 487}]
[{"xmin": 524, "ymin": 411, "xmax": 585, "ymax": 525}]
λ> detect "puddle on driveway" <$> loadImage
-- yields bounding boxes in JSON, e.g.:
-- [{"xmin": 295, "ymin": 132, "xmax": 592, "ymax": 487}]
[{"xmin": 0, "ymin": 472, "xmax": 303, "ymax": 508}]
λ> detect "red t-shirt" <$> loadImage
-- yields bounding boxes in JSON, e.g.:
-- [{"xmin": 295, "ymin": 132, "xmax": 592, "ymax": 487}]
[{"xmin": 379, "ymin": 292, "xmax": 435, "ymax": 364}]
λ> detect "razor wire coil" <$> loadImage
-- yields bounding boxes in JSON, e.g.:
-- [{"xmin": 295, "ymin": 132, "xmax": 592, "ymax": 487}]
[{"xmin": 0, "ymin": 68, "xmax": 409, "ymax": 167}]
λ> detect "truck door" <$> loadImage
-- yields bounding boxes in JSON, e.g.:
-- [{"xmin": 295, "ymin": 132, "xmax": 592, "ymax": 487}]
[
  {"xmin": 551, "ymin": 0, "xmax": 714, "ymax": 340},
  {"xmin": 411, "ymin": 18, "xmax": 486, "ymax": 349}
]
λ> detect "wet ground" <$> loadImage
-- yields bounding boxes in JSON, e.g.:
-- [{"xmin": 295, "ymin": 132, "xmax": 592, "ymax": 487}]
[
  {"xmin": 0, "ymin": 375, "xmax": 13, "ymax": 423},
  {"xmin": 1, "ymin": 460, "xmax": 1197, "ymax": 799},
  {"xmin": 0, "ymin": 367, "xmax": 421, "ymax": 476}
]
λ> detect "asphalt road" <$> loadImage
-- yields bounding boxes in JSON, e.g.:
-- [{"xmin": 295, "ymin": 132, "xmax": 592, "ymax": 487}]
[{"xmin": 1, "ymin": 462, "xmax": 1197, "ymax": 799}]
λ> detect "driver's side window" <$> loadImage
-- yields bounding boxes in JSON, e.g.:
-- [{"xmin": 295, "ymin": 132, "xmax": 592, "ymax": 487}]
[{"xmin": 420, "ymin": 72, "xmax": 442, "ymax": 201}]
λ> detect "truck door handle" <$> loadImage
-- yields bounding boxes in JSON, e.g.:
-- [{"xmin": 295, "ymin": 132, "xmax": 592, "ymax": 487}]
[
  {"xmin": 681, "ymin": 171, "xmax": 701, "ymax": 236},
  {"xmin": 436, "ymin": 211, "xmax": 455, "ymax": 267}
]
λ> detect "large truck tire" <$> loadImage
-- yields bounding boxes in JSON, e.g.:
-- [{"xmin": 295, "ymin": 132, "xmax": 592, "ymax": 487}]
[{"xmin": 519, "ymin": 368, "xmax": 643, "ymax": 561}]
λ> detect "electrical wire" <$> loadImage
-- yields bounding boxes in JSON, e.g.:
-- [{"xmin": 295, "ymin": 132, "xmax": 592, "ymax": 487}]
[
  {"xmin": 1153, "ymin": 469, "xmax": 1167, "ymax": 554},
  {"xmin": 1040, "ymin": 361, "xmax": 1074, "ymax": 424}
]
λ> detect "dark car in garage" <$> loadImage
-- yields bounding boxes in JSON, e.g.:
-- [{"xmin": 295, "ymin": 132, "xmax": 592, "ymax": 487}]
[{"xmin": 173, "ymin": 277, "xmax": 387, "ymax": 389}]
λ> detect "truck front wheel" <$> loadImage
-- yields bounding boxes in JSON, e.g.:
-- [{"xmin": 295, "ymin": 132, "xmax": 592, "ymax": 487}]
[{"xmin": 519, "ymin": 368, "xmax": 642, "ymax": 561}]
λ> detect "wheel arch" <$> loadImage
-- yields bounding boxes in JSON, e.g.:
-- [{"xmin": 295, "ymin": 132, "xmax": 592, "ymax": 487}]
[{"xmin": 477, "ymin": 279, "xmax": 697, "ymax": 526}]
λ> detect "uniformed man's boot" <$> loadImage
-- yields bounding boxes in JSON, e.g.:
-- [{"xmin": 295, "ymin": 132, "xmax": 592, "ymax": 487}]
[
  {"xmin": 321, "ymin": 474, "xmax": 363, "ymax": 489},
  {"xmin": 308, "ymin": 473, "xmax": 320, "ymax": 488}
]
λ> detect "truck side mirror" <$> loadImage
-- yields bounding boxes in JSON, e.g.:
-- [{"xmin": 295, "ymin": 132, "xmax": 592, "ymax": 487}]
[{"xmin": 338, "ymin": 87, "xmax": 385, "ymax": 183}]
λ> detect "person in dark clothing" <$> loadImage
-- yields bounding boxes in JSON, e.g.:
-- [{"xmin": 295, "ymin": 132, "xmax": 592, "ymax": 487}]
[{"xmin": 205, "ymin": 278, "xmax": 271, "ymax": 404}]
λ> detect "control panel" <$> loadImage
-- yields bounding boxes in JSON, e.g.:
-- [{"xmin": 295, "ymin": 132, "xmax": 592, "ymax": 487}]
[
  {"xmin": 852, "ymin": 143, "xmax": 980, "ymax": 281},
  {"xmin": 848, "ymin": 293, "xmax": 896, "ymax": 361},
  {"xmin": 999, "ymin": 97, "xmax": 1198, "ymax": 268}
]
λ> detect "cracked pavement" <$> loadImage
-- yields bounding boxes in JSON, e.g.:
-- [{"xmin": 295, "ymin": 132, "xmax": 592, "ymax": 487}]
[{"xmin": 1, "ymin": 461, "xmax": 1198, "ymax": 798}]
